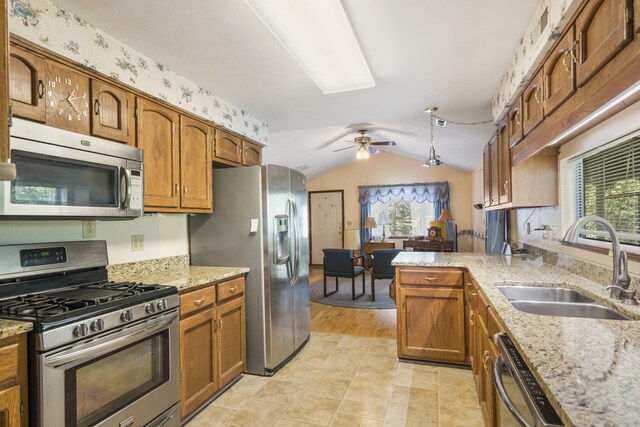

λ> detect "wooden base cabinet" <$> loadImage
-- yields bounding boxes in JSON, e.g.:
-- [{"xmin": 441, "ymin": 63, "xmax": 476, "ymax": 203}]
[
  {"xmin": 179, "ymin": 276, "xmax": 246, "ymax": 420},
  {"xmin": 396, "ymin": 267, "xmax": 466, "ymax": 364},
  {"xmin": 0, "ymin": 334, "xmax": 28, "ymax": 427}
]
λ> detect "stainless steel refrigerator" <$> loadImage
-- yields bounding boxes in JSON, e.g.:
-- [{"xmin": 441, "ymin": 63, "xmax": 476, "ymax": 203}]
[{"xmin": 189, "ymin": 165, "xmax": 310, "ymax": 376}]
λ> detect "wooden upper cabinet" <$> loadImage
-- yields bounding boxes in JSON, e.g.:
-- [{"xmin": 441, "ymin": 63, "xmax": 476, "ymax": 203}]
[
  {"xmin": 483, "ymin": 143, "xmax": 491, "ymax": 207},
  {"xmin": 507, "ymin": 97, "xmax": 523, "ymax": 148},
  {"xmin": 136, "ymin": 97, "xmax": 180, "ymax": 209},
  {"xmin": 544, "ymin": 27, "xmax": 576, "ymax": 115},
  {"xmin": 8, "ymin": 44, "xmax": 46, "ymax": 123},
  {"xmin": 489, "ymin": 134, "xmax": 499, "ymax": 206},
  {"xmin": 497, "ymin": 120, "xmax": 511, "ymax": 205},
  {"xmin": 45, "ymin": 62, "xmax": 90, "ymax": 134},
  {"xmin": 576, "ymin": 0, "xmax": 634, "ymax": 86},
  {"xmin": 217, "ymin": 296, "xmax": 246, "ymax": 388},
  {"xmin": 522, "ymin": 70, "xmax": 544, "ymax": 135},
  {"xmin": 90, "ymin": 79, "xmax": 132, "ymax": 144},
  {"xmin": 180, "ymin": 116, "xmax": 212, "ymax": 211},
  {"xmin": 242, "ymin": 140, "xmax": 262, "ymax": 166},
  {"xmin": 213, "ymin": 129, "xmax": 242, "ymax": 164}
]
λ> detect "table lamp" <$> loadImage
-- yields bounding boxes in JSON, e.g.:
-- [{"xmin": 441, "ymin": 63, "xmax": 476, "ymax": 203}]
[
  {"xmin": 364, "ymin": 217, "xmax": 377, "ymax": 241},
  {"xmin": 377, "ymin": 212, "xmax": 390, "ymax": 242},
  {"xmin": 344, "ymin": 228, "xmax": 361, "ymax": 251}
]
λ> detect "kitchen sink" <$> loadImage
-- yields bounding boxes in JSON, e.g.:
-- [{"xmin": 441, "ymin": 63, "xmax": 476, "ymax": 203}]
[
  {"xmin": 497, "ymin": 286, "xmax": 596, "ymax": 303},
  {"xmin": 509, "ymin": 301, "xmax": 630, "ymax": 320},
  {"xmin": 497, "ymin": 285, "xmax": 630, "ymax": 321}
]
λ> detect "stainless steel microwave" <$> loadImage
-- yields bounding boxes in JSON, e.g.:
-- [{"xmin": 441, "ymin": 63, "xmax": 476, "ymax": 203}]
[{"xmin": 1, "ymin": 119, "xmax": 143, "ymax": 218}]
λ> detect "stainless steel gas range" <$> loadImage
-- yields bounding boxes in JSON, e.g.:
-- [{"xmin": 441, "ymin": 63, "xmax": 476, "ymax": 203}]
[{"xmin": 0, "ymin": 241, "xmax": 180, "ymax": 427}]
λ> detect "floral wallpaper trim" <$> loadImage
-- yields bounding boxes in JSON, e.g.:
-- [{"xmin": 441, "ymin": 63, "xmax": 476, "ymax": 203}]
[
  {"xmin": 491, "ymin": 0, "xmax": 582, "ymax": 122},
  {"xmin": 8, "ymin": 0, "xmax": 269, "ymax": 144}
]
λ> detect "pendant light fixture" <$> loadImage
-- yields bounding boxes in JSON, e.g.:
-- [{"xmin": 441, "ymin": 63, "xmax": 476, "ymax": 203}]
[{"xmin": 423, "ymin": 106, "xmax": 443, "ymax": 167}]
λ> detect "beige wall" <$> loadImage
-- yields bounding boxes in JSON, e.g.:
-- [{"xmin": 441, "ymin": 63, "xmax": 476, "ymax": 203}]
[
  {"xmin": 307, "ymin": 151, "xmax": 474, "ymax": 252},
  {"xmin": 471, "ymin": 165, "xmax": 485, "ymax": 252},
  {"xmin": 507, "ymin": 100, "xmax": 640, "ymax": 275}
]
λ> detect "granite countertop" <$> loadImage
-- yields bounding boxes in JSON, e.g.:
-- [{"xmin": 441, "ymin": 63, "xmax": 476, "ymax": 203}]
[
  {"xmin": 125, "ymin": 266, "xmax": 249, "ymax": 292},
  {"xmin": 393, "ymin": 252, "xmax": 640, "ymax": 427},
  {"xmin": 0, "ymin": 319, "xmax": 33, "ymax": 339}
]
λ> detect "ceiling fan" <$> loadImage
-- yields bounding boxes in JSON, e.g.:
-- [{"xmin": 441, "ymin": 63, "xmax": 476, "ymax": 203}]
[{"xmin": 331, "ymin": 129, "xmax": 397, "ymax": 159}]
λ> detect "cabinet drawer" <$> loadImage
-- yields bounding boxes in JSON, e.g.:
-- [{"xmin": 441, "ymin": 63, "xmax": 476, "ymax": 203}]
[
  {"xmin": 399, "ymin": 268, "xmax": 463, "ymax": 287},
  {"xmin": 217, "ymin": 277, "xmax": 245, "ymax": 302},
  {"xmin": 0, "ymin": 343, "xmax": 18, "ymax": 384},
  {"xmin": 180, "ymin": 285, "xmax": 216, "ymax": 317},
  {"xmin": 476, "ymin": 289, "xmax": 490, "ymax": 329}
]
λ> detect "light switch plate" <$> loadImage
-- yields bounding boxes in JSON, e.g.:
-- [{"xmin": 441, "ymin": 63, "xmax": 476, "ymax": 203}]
[
  {"xmin": 82, "ymin": 221, "xmax": 97, "ymax": 238},
  {"xmin": 131, "ymin": 235, "xmax": 144, "ymax": 251}
]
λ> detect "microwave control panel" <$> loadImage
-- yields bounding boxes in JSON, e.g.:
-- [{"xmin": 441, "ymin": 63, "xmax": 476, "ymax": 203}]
[{"xmin": 130, "ymin": 170, "xmax": 143, "ymax": 210}]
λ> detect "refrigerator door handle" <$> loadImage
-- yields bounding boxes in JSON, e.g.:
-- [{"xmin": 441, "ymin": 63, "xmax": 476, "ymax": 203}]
[{"xmin": 290, "ymin": 198, "xmax": 301, "ymax": 285}]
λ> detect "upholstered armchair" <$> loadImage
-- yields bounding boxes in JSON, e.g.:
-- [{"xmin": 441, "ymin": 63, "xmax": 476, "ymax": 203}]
[{"xmin": 322, "ymin": 249, "xmax": 365, "ymax": 300}]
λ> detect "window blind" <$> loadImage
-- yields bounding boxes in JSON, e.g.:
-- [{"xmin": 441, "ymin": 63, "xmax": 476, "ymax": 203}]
[{"xmin": 581, "ymin": 137, "xmax": 640, "ymax": 245}]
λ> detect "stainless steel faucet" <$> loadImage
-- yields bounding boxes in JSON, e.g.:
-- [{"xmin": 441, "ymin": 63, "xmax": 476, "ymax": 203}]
[{"xmin": 563, "ymin": 215, "xmax": 636, "ymax": 304}]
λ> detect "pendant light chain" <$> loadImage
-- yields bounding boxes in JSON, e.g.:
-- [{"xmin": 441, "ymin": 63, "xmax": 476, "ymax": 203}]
[
  {"xmin": 430, "ymin": 111, "xmax": 435, "ymax": 146},
  {"xmin": 432, "ymin": 114, "xmax": 493, "ymax": 126}
]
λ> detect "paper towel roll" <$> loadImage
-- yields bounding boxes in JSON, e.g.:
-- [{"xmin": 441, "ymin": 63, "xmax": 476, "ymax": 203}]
[{"xmin": 0, "ymin": 163, "xmax": 16, "ymax": 181}]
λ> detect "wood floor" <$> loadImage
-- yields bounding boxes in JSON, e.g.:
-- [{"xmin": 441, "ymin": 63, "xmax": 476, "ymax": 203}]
[{"xmin": 309, "ymin": 267, "xmax": 397, "ymax": 339}]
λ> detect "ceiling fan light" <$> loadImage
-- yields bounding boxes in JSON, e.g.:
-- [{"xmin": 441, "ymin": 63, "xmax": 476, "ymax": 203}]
[{"xmin": 356, "ymin": 145, "xmax": 370, "ymax": 159}]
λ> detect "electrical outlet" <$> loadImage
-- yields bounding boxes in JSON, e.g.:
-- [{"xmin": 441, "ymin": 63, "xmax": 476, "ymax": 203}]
[
  {"xmin": 131, "ymin": 235, "xmax": 144, "ymax": 251},
  {"xmin": 82, "ymin": 221, "xmax": 96, "ymax": 238}
]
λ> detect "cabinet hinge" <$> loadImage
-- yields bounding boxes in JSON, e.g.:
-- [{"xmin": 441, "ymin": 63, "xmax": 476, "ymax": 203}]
[
  {"xmin": 8, "ymin": 100, "xmax": 13, "ymax": 127},
  {"xmin": 134, "ymin": 106, "xmax": 138, "ymax": 118},
  {"xmin": 626, "ymin": 7, "xmax": 633, "ymax": 23},
  {"xmin": 20, "ymin": 400, "xmax": 24, "ymax": 418}
]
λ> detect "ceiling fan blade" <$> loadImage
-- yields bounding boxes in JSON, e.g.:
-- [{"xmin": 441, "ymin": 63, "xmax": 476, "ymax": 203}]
[
  {"xmin": 318, "ymin": 129, "xmax": 354, "ymax": 149},
  {"xmin": 368, "ymin": 146, "xmax": 380, "ymax": 154},
  {"xmin": 370, "ymin": 141, "xmax": 397, "ymax": 146},
  {"xmin": 374, "ymin": 126, "xmax": 418, "ymax": 136},
  {"xmin": 332, "ymin": 145, "xmax": 357, "ymax": 152}
]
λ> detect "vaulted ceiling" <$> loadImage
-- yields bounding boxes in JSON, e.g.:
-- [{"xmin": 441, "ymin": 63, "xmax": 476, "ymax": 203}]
[{"xmin": 53, "ymin": 0, "xmax": 538, "ymax": 178}]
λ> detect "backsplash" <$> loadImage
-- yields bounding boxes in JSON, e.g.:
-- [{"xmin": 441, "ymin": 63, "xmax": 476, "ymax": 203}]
[
  {"xmin": 107, "ymin": 254, "xmax": 190, "ymax": 282},
  {"xmin": 8, "ymin": 0, "xmax": 268, "ymax": 143},
  {"xmin": 521, "ymin": 243, "xmax": 640, "ymax": 291}
]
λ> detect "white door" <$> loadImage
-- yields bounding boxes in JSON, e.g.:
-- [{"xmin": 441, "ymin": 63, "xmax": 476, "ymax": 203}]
[{"xmin": 310, "ymin": 192, "xmax": 343, "ymax": 264}]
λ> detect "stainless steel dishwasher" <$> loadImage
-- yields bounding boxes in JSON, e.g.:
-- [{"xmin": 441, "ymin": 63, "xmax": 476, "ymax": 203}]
[{"xmin": 494, "ymin": 334, "xmax": 563, "ymax": 427}]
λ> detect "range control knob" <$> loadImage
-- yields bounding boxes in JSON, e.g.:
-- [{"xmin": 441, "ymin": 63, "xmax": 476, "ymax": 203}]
[
  {"xmin": 145, "ymin": 303, "xmax": 156, "ymax": 314},
  {"xmin": 120, "ymin": 309, "xmax": 133, "ymax": 322},
  {"xmin": 90, "ymin": 318, "xmax": 105, "ymax": 332},
  {"xmin": 156, "ymin": 299, "xmax": 168, "ymax": 311},
  {"xmin": 73, "ymin": 324, "xmax": 89, "ymax": 337}
]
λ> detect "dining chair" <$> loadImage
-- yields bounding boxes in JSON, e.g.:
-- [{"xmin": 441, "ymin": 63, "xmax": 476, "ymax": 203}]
[
  {"xmin": 371, "ymin": 249, "xmax": 404, "ymax": 301},
  {"xmin": 322, "ymin": 249, "xmax": 365, "ymax": 300}
]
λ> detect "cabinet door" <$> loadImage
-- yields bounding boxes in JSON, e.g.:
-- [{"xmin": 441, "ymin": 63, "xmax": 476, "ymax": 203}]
[
  {"xmin": 544, "ymin": 27, "xmax": 576, "ymax": 115},
  {"xmin": 489, "ymin": 135, "xmax": 499, "ymax": 206},
  {"xmin": 483, "ymin": 143, "xmax": 491, "ymax": 207},
  {"xmin": 90, "ymin": 79, "xmax": 131, "ymax": 143},
  {"xmin": 482, "ymin": 341, "xmax": 498, "ymax": 427},
  {"xmin": 217, "ymin": 297, "xmax": 246, "ymax": 388},
  {"xmin": 242, "ymin": 140, "xmax": 262, "ymax": 166},
  {"xmin": 180, "ymin": 116, "xmax": 212, "ymax": 210},
  {"xmin": 136, "ymin": 97, "xmax": 180, "ymax": 209},
  {"xmin": 497, "ymin": 121, "xmax": 511, "ymax": 205},
  {"xmin": 576, "ymin": 0, "xmax": 634, "ymax": 86},
  {"xmin": 0, "ymin": 385, "xmax": 20, "ymax": 427},
  {"xmin": 213, "ymin": 129, "xmax": 242, "ymax": 164},
  {"xmin": 398, "ymin": 287, "xmax": 465, "ymax": 362},
  {"xmin": 507, "ymin": 98, "xmax": 523, "ymax": 148},
  {"xmin": 9, "ymin": 44, "xmax": 45, "ymax": 123},
  {"xmin": 180, "ymin": 307, "xmax": 218, "ymax": 419},
  {"xmin": 522, "ymin": 70, "xmax": 544, "ymax": 135},
  {"xmin": 45, "ymin": 62, "xmax": 90, "ymax": 134}
]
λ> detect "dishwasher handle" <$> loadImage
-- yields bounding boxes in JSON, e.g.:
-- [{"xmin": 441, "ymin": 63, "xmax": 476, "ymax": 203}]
[{"xmin": 494, "ymin": 354, "xmax": 531, "ymax": 427}]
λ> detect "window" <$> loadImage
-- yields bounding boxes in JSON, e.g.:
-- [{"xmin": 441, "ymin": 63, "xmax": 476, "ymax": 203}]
[
  {"xmin": 370, "ymin": 200, "xmax": 434, "ymax": 239},
  {"xmin": 563, "ymin": 134, "xmax": 640, "ymax": 247}
]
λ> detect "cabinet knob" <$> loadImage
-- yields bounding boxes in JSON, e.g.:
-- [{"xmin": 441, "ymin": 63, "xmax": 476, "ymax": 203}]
[
  {"xmin": 38, "ymin": 80, "xmax": 45, "ymax": 98},
  {"xmin": 469, "ymin": 310, "xmax": 475, "ymax": 326},
  {"xmin": 218, "ymin": 318, "xmax": 223, "ymax": 331},
  {"xmin": 482, "ymin": 350, "xmax": 490, "ymax": 372},
  {"xmin": 229, "ymin": 286, "xmax": 237, "ymax": 293},
  {"xmin": 94, "ymin": 99, "xmax": 100, "ymax": 115},
  {"xmin": 183, "ymin": 186, "xmax": 188, "ymax": 196},
  {"xmin": 424, "ymin": 277, "xmax": 437, "ymax": 281},
  {"xmin": 194, "ymin": 298, "xmax": 205, "ymax": 306}
]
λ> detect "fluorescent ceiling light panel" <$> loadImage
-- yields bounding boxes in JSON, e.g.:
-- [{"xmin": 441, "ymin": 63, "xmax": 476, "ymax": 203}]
[{"xmin": 244, "ymin": 0, "xmax": 375, "ymax": 94}]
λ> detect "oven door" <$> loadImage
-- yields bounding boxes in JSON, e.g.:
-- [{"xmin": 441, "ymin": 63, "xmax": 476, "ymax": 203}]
[{"xmin": 34, "ymin": 310, "xmax": 179, "ymax": 427}]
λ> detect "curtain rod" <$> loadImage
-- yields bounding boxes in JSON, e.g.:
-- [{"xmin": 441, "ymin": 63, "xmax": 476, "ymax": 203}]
[{"xmin": 357, "ymin": 181, "xmax": 448, "ymax": 190}]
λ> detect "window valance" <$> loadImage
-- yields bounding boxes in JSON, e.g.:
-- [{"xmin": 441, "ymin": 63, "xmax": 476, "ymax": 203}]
[{"xmin": 357, "ymin": 182, "xmax": 450, "ymax": 205}]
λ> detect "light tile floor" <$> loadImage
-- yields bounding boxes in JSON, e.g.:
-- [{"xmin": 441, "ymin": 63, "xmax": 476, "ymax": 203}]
[{"xmin": 187, "ymin": 332, "xmax": 483, "ymax": 427}]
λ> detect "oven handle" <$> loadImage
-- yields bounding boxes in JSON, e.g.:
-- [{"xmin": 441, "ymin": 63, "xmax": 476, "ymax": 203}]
[
  {"xmin": 44, "ymin": 311, "xmax": 178, "ymax": 368},
  {"xmin": 147, "ymin": 406, "xmax": 179, "ymax": 427},
  {"xmin": 494, "ymin": 354, "xmax": 531, "ymax": 427}
]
